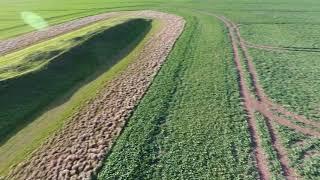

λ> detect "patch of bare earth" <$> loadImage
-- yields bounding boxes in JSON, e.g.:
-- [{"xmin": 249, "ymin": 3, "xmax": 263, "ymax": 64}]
[{"xmin": 5, "ymin": 11, "xmax": 185, "ymax": 180}]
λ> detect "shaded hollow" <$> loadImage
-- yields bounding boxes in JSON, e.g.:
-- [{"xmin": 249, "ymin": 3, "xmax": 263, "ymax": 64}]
[{"xmin": 0, "ymin": 18, "xmax": 152, "ymax": 144}]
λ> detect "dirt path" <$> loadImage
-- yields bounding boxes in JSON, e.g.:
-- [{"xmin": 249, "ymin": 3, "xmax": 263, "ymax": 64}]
[
  {"xmin": 215, "ymin": 15, "xmax": 301, "ymax": 179},
  {"xmin": 223, "ymin": 16, "xmax": 320, "ymax": 132},
  {"xmin": 6, "ymin": 11, "xmax": 185, "ymax": 180},
  {"xmin": 215, "ymin": 15, "xmax": 271, "ymax": 180},
  {"xmin": 263, "ymin": 116, "xmax": 297, "ymax": 178}
]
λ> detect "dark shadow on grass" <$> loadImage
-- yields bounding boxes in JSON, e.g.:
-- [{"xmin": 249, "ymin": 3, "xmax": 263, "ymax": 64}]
[{"xmin": 0, "ymin": 18, "xmax": 152, "ymax": 145}]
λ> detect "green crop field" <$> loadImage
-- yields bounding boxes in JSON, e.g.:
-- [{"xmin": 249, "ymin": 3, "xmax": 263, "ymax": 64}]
[
  {"xmin": 98, "ymin": 13, "xmax": 256, "ymax": 179},
  {"xmin": 1, "ymin": 0, "xmax": 320, "ymax": 179}
]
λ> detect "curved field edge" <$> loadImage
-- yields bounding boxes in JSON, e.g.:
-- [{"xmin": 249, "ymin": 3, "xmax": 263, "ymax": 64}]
[
  {"xmin": 0, "ymin": 17, "xmax": 153, "ymax": 142},
  {"xmin": 0, "ymin": 18, "xmax": 161, "ymax": 177},
  {"xmin": 0, "ymin": 15, "xmax": 133, "ymax": 80},
  {"xmin": 5, "ymin": 11, "xmax": 185, "ymax": 179},
  {"xmin": 98, "ymin": 12, "xmax": 257, "ymax": 179}
]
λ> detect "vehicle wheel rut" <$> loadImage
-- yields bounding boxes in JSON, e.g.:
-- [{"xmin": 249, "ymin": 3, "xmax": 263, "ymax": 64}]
[
  {"xmin": 218, "ymin": 15, "xmax": 272, "ymax": 180},
  {"xmin": 215, "ymin": 15, "xmax": 302, "ymax": 180},
  {"xmin": 221, "ymin": 16, "xmax": 320, "ymax": 132},
  {"xmin": 244, "ymin": 40, "xmax": 320, "ymax": 53}
]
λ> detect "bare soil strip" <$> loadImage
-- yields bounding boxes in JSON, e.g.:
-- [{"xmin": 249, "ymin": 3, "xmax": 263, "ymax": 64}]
[
  {"xmin": 216, "ymin": 15, "xmax": 301, "ymax": 179},
  {"xmin": 216, "ymin": 15, "xmax": 271, "ymax": 180},
  {"xmin": 6, "ymin": 11, "xmax": 185, "ymax": 180},
  {"xmin": 263, "ymin": 115, "xmax": 297, "ymax": 179}
]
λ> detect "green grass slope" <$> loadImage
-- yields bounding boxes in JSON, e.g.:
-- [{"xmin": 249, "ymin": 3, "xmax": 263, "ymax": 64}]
[
  {"xmin": 0, "ymin": 18, "xmax": 151, "ymax": 144},
  {"xmin": 0, "ymin": 18, "xmax": 163, "ymax": 176}
]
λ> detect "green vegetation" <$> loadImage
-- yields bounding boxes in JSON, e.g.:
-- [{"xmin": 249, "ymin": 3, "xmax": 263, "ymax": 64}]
[
  {"xmin": 255, "ymin": 112, "xmax": 284, "ymax": 180},
  {"xmin": 0, "ymin": 17, "xmax": 133, "ymax": 80},
  {"xmin": 0, "ymin": 0, "xmax": 162, "ymax": 39},
  {"xmin": 234, "ymin": 3, "xmax": 320, "ymax": 121},
  {"xmin": 240, "ymin": 24, "xmax": 320, "ymax": 49},
  {"xmin": 1, "ymin": 0, "xmax": 320, "ymax": 179},
  {"xmin": 98, "ymin": 13, "xmax": 257, "ymax": 179},
  {"xmin": 249, "ymin": 49, "xmax": 320, "ymax": 121},
  {"xmin": 0, "ymin": 18, "xmax": 155, "ymax": 175},
  {"xmin": 276, "ymin": 124, "xmax": 320, "ymax": 179}
]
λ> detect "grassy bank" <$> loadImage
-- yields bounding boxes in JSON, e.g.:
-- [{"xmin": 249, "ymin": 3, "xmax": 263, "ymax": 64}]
[{"xmin": 0, "ymin": 18, "xmax": 156, "ymax": 176}]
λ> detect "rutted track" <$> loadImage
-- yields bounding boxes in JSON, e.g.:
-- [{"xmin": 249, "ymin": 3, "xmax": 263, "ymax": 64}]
[
  {"xmin": 221, "ymin": 16, "xmax": 320, "ymax": 134},
  {"xmin": 243, "ymin": 39, "xmax": 320, "ymax": 53},
  {"xmin": 215, "ymin": 14, "xmax": 320, "ymax": 179},
  {"xmin": 215, "ymin": 15, "xmax": 272, "ymax": 180},
  {"xmin": 5, "ymin": 11, "xmax": 185, "ymax": 180},
  {"xmin": 213, "ymin": 14, "xmax": 306, "ymax": 179}
]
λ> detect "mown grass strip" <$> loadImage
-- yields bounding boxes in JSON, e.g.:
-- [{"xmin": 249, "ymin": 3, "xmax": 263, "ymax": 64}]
[
  {"xmin": 0, "ymin": 16, "xmax": 128, "ymax": 80},
  {"xmin": 98, "ymin": 12, "xmax": 257, "ymax": 179}
]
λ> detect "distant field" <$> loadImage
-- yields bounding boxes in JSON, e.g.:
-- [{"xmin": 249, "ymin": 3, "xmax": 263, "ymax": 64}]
[
  {"xmin": 0, "ymin": 0, "xmax": 163, "ymax": 39},
  {"xmin": 1, "ymin": 0, "xmax": 320, "ymax": 179}
]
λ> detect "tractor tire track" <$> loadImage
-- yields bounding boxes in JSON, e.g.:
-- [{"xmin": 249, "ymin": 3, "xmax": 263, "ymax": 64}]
[
  {"xmin": 261, "ymin": 113, "xmax": 297, "ymax": 178},
  {"xmin": 0, "ymin": 12, "xmax": 125, "ymax": 55},
  {"xmin": 243, "ymin": 40, "xmax": 320, "ymax": 53},
  {"xmin": 215, "ymin": 15, "xmax": 300, "ymax": 180},
  {"xmin": 217, "ymin": 15, "xmax": 271, "ymax": 180},
  {"xmin": 6, "ymin": 11, "xmax": 185, "ymax": 180},
  {"xmin": 220, "ymin": 16, "xmax": 320, "ymax": 132}
]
